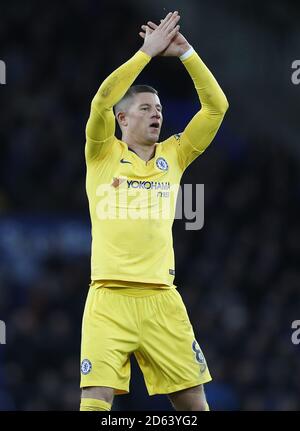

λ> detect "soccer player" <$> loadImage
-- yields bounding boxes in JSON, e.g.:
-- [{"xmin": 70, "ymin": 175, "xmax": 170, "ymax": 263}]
[{"xmin": 80, "ymin": 11, "xmax": 228, "ymax": 411}]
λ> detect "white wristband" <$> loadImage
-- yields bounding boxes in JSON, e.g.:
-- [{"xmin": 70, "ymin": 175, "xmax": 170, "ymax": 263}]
[{"xmin": 179, "ymin": 46, "xmax": 194, "ymax": 61}]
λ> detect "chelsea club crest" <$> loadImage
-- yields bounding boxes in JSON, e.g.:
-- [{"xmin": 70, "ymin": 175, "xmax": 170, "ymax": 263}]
[
  {"xmin": 156, "ymin": 157, "xmax": 169, "ymax": 171},
  {"xmin": 81, "ymin": 358, "xmax": 92, "ymax": 375}
]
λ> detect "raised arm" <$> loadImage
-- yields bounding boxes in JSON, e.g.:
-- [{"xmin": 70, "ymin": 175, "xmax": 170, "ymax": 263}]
[
  {"xmin": 85, "ymin": 52, "xmax": 151, "ymax": 161},
  {"xmin": 140, "ymin": 21, "xmax": 229, "ymax": 169},
  {"xmin": 178, "ymin": 49, "xmax": 229, "ymax": 167},
  {"xmin": 86, "ymin": 11, "xmax": 181, "ymax": 162}
]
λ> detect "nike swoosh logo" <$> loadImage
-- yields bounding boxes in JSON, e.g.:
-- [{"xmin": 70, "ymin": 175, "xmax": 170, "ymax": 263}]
[{"xmin": 120, "ymin": 159, "xmax": 132, "ymax": 164}]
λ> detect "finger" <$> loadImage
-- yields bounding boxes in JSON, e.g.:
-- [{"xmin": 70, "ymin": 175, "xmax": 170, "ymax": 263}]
[
  {"xmin": 139, "ymin": 31, "xmax": 145, "ymax": 39},
  {"xmin": 162, "ymin": 13, "xmax": 180, "ymax": 34},
  {"xmin": 162, "ymin": 11, "xmax": 173, "ymax": 21},
  {"xmin": 141, "ymin": 24, "xmax": 153, "ymax": 34},
  {"xmin": 161, "ymin": 11, "xmax": 176, "ymax": 27},
  {"xmin": 158, "ymin": 11, "xmax": 173, "ymax": 28},
  {"xmin": 158, "ymin": 12, "xmax": 171, "ymax": 26},
  {"xmin": 165, "ymin": 17, "xmax": 180, "ymax": 34},
  {"xmin": 165, "ymin": 14, "xmax": 180, "ymax": 31},
  {"xmin": 167, "ymin": 25, "xmax": 180, "ymax": 39},
  {"xmin": 147, "ymin": 21, "xmax": 158, "ymax": 29}
]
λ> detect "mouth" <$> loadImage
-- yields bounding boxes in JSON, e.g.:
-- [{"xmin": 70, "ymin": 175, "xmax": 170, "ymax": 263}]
[{"xmin": 149, "ymin": 122, "xmax": 160, "ymax": 132}]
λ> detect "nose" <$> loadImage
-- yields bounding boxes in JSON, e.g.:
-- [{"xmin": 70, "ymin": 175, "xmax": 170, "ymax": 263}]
[{"xmin": 152, "ymin": 109, "xmax": 161, "ymax": 119}]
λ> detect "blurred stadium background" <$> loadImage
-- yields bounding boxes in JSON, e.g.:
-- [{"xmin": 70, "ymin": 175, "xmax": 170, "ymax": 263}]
[{"xmin": 1, "ymin": 0, "xmax": 300, "ymax": 410}]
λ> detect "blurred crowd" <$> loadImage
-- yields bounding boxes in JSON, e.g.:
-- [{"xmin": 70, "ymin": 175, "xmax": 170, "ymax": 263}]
[{"xmin": 1, "ymin": 0, "xmax": 300, "ymax": 411}]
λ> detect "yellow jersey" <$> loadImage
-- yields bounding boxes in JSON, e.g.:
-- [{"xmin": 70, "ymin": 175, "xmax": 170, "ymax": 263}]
[{"xmin": 85, "ymin": 50, "xmax": 228, "ymax": 287}]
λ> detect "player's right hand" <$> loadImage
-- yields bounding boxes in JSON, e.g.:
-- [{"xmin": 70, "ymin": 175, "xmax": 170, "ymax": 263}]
[{"xmin": 140, "ymin": 11, "xmax": 180, "ymax": 57}]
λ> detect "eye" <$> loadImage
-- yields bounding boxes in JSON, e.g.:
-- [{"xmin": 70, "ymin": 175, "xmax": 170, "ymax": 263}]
[{"xmin": 141, "ymin": 107, "xmax": 148, "ymax": 111}]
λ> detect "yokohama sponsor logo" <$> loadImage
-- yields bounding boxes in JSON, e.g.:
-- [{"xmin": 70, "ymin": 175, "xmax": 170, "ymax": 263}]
[{"xmin": 127, "ymin": 180, "xmax": 170, "ymax": 190}]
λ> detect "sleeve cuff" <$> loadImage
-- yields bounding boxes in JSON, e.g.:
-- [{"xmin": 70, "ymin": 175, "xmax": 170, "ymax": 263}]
[
  {"xmin": 179, "ymin": 46, "xmax": 195, "ymax": 61},
  {"xmin": 137, "ymin": 50, "xmax": 152, "ymax": 62}
]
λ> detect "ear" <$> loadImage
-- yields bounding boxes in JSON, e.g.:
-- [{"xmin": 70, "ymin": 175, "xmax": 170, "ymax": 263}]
[{"xmin": 116, "ymin": 111, "xmax": 128, "ymax": 127}]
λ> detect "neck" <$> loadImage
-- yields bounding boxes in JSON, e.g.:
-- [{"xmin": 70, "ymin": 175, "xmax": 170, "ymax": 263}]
[{"xmin": 122, "ymin": 136, "xmax": 156, "ymax": 162}]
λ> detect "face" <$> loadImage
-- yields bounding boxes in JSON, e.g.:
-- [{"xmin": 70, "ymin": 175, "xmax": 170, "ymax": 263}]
[{"xmin": 119, "ymin": 92, "xmax": 163, "ymax": 145}]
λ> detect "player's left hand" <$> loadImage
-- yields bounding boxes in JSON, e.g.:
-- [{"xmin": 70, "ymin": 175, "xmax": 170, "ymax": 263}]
[{"xmin": 139, "ymin": 20, "xmax": 191, "ymax": 57}]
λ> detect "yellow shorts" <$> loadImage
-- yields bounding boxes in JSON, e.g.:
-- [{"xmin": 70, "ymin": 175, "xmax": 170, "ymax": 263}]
[{"xmin": 80, "ymin": 286, "xmax": 212, "ymax": 395}]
